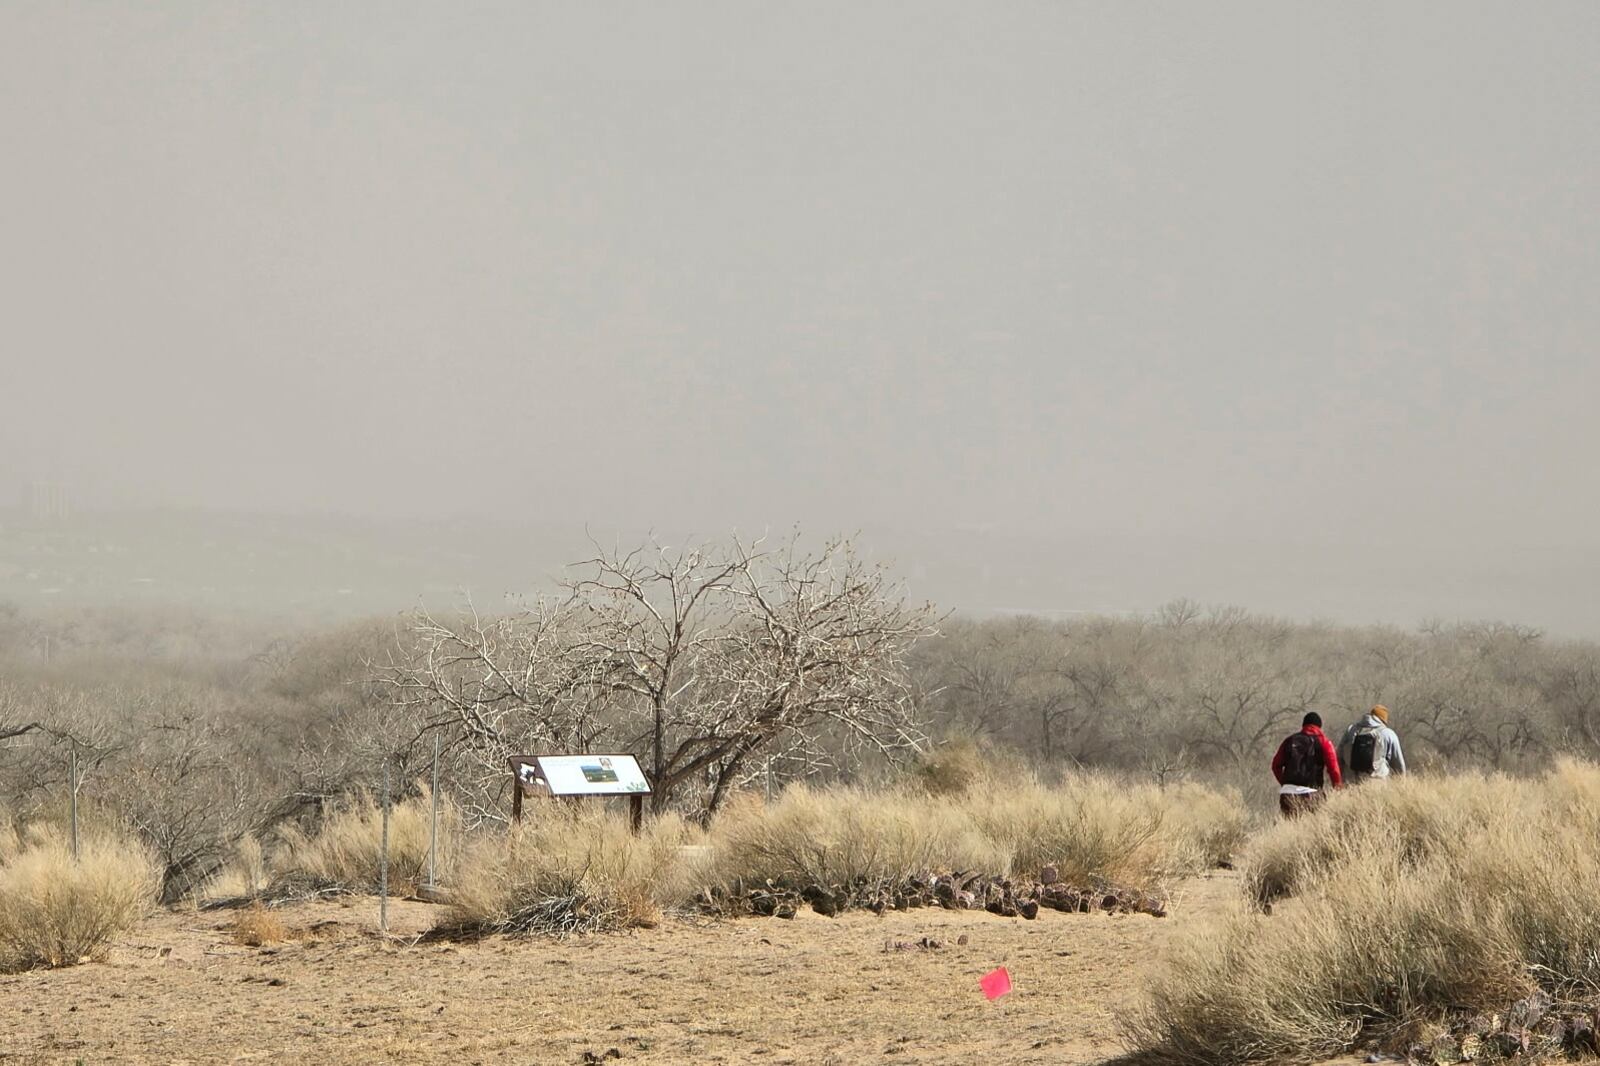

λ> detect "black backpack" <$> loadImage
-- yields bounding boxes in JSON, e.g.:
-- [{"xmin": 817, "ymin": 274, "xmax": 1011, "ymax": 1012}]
[
  {"xmin": 1280, "ymin": 732, "xmax": 1324, "ymax": 788},
  {"xmin": 1350, "ymin": 725, "xmax": 1383, "ymax": 776}
]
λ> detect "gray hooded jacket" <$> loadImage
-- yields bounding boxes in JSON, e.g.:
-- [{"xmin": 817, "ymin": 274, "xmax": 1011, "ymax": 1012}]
[{"xmin": 1337, "ymin": 713, "xmax": 1406, "ymax": 780}]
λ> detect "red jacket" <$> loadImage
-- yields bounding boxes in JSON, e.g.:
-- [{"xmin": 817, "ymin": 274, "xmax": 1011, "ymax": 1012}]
[{"xmin": 1271, "ymin": 725, "xmax": 1342, "ymax": 789}]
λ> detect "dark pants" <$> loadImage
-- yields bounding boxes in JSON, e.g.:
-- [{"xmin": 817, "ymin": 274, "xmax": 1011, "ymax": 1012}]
[{"xmin": 1278, "ymin": 791, "xmax": 1324, "ymax": 818}]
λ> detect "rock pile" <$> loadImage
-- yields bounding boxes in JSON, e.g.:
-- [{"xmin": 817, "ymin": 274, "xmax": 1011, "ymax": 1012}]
[
  {"xmin": 1396, "ymin": 993, "xmax": 1600, "ymax": 1062},
  {"xmin": 703, "ymin": 868, "xmax": 1167, "ymax": 921}
]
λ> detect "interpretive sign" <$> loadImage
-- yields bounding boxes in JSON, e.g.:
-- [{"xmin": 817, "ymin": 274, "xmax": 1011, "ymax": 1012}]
[
  {"xmin": 506, "ymin": 753, "xmax": 652, "ymax": 829},
  {"xmin": 531, "ymin": 754, "xmax": 650, "ymax": 796}
]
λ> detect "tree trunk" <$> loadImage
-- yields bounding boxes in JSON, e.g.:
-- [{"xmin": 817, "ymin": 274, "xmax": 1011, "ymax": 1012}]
[{"xmin": 651, "ymin": 697, "xmax": 665, "ymax": 813}]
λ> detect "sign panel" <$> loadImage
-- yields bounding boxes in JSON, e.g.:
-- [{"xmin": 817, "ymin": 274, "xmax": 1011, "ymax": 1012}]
[
  {"xmin": 509, "ymin": 756, "xmax": 547, "ymax": 796},
  {"xmin": 514, "ymin": 753, "xmax": 651, "ymax": 796}
]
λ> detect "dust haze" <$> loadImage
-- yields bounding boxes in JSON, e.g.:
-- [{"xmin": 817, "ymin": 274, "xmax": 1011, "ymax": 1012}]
[{"xmin": 3, "ymin": 2, "xmax": 1598, "ymax": 634}]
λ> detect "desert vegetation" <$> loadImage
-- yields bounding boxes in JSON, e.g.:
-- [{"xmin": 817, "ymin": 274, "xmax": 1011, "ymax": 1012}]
[
  {"xmin": 0, "ymin": 822, "xmax": 158, "ymax": 972},
  {"xmin": 267, "ymin": 787, "xmax": 461, "ymax": 899},
  {"xmin": 1127, "ymin": 762, "xmax": 1600, "ymax": 1063},
  {"xmin": 6, "ymin": 536, "xmax": 1600, "ymax": 1063},
  {"xmin": 5, "ymin": 556, "xmax": 1598, "ymax": 916}
]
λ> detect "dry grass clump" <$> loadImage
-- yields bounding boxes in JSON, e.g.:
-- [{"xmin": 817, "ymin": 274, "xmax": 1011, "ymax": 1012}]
[
  {"xmin": 0, "ymin": 814, "xmax": 20, "ymax": 864},
  {"xmin": 271, "ymin": 786, "xmax": 460, "ymax": 897},
  {"xmin": 972, "ymin": 775, "xmax": 1245, "ymax": 891},
  {"xmin": 1126, "ymin": 761, "xmax": 1600, "ymax": 1064},
  {"xmin": 1160, "ymin": 781, "xmax": 1253, "ymax": 869},
  {"xmin": 199, "ymin": 834, "xmax": 268, "ymax": 902},
  {"xmin": 713, "ymin": 785, "xmax": 1009, "ymax": 889},
  {"xmin": 444, "ymin": 806, "xmax": 698, "ymax": 937},
  {"xmin": 909, "ymin": 739, "xmax": 1024, "ymax": 797},
  {"xmin": 710, "ymin": 772, "xmax": 1243, "ymax": 896},
  {"xmin": 0, "ymin": 826, "xmax": 160, "ymax": 972},
  {"xmin": 1240, "ymin": 771, "xmax": 1521, "ymax": 906},
  {"xmin": 229, "ymin": 901, "xmax": 289, "ymax": 946}
]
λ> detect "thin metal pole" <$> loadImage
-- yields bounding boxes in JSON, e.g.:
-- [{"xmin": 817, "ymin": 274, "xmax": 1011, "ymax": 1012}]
[
  {"xmin": 428, "ymin": 734, "xmax": 440, "ymax": 888},
  {"xmin": 69, "ymin": 743, "xmax": 80, "ymax": 862},
  {"xmin": 379, "ymin": 757, "xmax": 391, "ymax": 935}
]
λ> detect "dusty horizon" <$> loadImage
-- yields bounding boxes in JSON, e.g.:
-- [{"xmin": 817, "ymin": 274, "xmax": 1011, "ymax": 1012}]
[{"xmin": 3, "ymin": 2, "xmax": 1597, "ymax": 635}]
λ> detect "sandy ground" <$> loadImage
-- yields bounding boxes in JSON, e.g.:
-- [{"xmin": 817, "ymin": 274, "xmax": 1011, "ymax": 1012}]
[{"xmin": 0, "ymin": 871, "xmax": 1364, "ymax": 1066}]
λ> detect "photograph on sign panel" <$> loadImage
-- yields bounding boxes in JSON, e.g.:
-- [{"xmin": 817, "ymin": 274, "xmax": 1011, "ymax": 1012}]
[{"xmin": 580, "ymin": 763, "xmax": 620, "ymax": 784}]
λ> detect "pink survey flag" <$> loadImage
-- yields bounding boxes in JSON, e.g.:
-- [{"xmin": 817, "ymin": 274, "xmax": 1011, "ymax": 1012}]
[{"xmin": 979, "ymin": 966, "xmax": 1012, "ymax": 1000}]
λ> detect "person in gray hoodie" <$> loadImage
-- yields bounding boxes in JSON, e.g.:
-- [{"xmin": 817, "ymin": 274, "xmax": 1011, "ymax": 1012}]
[{"xmin": 1338, "ymin": 704, "xmax": 1406, "ymax": 781}]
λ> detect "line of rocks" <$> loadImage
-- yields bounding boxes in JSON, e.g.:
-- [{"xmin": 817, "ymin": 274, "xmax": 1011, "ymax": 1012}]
[
  {"xmin": 1394, "ymin": 992, "xmax": 1600, "ymax": 1062},
  {"xmin": 702, "ymin": 865, "xmax": 1167, "ymax": 921}
]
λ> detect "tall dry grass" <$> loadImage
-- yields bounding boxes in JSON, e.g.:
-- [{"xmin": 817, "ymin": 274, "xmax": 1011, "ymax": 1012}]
[
  {"xmin": 1127, "ymin": 760, "xmax": 1600, "ymax": 1064},
  {"xmin": 712, "ymin": 785, "xmax": 1010, "ymax": 889},
  {"xmin": 199, "ymin": 833, "xmax": 268, "ymax": 902},
  {"xmin": 0, "ymin": 825, "xmax": 160, "ymax": 972},
  {"xmin": 0, "ymin": 813, "xmax": 19, "ymax": 864},
  {"xmin": 711, "ymin": 771, "xmax": 1246, "ymax": 895},
  {"xmin": 1240, "ymin": 771, "xmax": 1519, "ymax": 906},
  {"xmin": 271, "ymin": 786, "xmax": 460, "ymax": 896},
  {"xmin": 445, "ymin": 806, "xmax": 701, "ymax": 936},
  {"xmin": 437, "ymin": 766, "xmax": 1240, "ymax": 937}
]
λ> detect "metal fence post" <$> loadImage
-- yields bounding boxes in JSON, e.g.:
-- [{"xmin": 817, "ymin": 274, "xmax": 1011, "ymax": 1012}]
[
  {"xmin": 379, "ymin": 756, "xmax": 391, "ymax": 935},
  {"xmin": 69, "ymin": 742, "xmax": 80, "ymax": 862},
  {"xmin": 428, "ymin": 734, "xmax": 440, "ymax": 889}
]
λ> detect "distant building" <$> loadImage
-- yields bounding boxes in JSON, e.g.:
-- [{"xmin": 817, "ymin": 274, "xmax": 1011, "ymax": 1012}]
[{"xmin": 26, "ymin": 483, "xmax": 70, "ymax": 521}]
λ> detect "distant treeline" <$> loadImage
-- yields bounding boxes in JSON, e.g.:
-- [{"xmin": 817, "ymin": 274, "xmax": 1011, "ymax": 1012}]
[
  {"xmin": 915, "ymin": 601, "xmax": 1600, "ymax": 789},
  {"xmin": 3, "ymin": 597, "xmax": 1598, "ymax": 899}
]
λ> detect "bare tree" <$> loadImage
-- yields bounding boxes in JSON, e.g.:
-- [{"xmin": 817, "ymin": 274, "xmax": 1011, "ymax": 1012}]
[{"xmin": 375, "ymin": 534, "xmax": 940, "ymax": 816}]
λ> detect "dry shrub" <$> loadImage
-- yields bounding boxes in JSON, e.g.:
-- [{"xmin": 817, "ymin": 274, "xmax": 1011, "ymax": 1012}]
[
  {"xmin": 714, "ymin": 785, "xmax": 1009, "ymax": 889},
  {"xmin": 972, "ymin": 774, "xmax": 1243, "ymax": 891},
  {"xmin": 272, "ymin": 786, "xmax": 460, "ymax": 896},
  {"xmin": 0, "ymin": 814, "xmax": 19, "ymax": 864},
  {"xmin": 909, "ymin": 739, "xmax": 1022, "ymax": 797},
  {"xmin": 1161, "ymin": 781, "xmax": 1252, "ymax": 868},
  {"xmin": 200, "ymin": 833, "xmax": 268, "ymax": 902},
  {"xmin": 229, "ymin": 901, "xmax": 288, "ymax": 946},
  {"xmin": 1127, "ymin": 761, "xmax": 1600, "ymax": 1064},
  {"xmin": 445, "ymin": 806, "xmax": 697, "ymax": 937},
  {"xmin": 711, "ymin": 772, "xmax": 1242, "ymax": 895},
  {"xmin": 0, "ymin": 826, "xmax": 160, "ymax": 972},
  {"xmin": 1240, "ymin": 771, "xmax": 1519, "ymax": 906}
]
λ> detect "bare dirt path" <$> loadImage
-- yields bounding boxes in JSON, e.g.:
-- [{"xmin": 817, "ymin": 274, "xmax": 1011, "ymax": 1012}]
[{"xmin": 1, "ymin": 870, "xmax": 1346, "ymax": 1066}]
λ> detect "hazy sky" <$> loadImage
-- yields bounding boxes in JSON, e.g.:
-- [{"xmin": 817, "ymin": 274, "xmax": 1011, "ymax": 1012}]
[{"xmin": 3, "ymin": 4, "xmax": 1597, "ymax": 565}]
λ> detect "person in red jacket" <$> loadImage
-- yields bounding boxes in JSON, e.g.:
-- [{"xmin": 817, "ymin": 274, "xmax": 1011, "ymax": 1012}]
[{"xmin": 1271, "ymin": 711, "xmax": 1343, "ymax": 818}]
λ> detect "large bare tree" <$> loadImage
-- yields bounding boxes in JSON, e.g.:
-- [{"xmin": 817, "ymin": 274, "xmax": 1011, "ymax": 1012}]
[{"xmin": 376, "ymin": 534, "xmax": 940, "ymax": 816}]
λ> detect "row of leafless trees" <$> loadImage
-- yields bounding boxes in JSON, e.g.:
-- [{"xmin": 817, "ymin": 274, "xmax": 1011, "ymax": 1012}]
[
  {"xmin": 915, "ymin": 603, "xmax": 1600, "ymax": 780},
  {"xmin": 3, "ymin": 542, "xmax": 1598, "ymax": 902}
]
